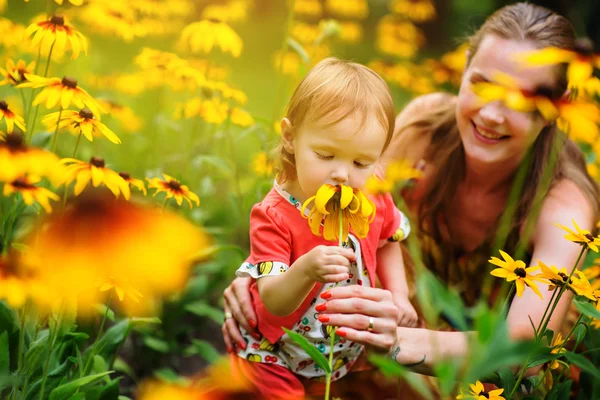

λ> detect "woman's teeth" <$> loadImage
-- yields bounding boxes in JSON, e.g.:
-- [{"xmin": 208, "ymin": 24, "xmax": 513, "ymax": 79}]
[{"xmin": 476, "ymin": 126, "xmax": 504, "ymax": 140}]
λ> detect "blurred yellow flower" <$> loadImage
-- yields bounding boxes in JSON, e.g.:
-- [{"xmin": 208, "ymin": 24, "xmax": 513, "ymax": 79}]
[
  {"xmin": 202, "ymin": 0, "xmax": 249, "ymax": 23},
  {"xmin": 456, "ymin": 380, "xmax": 505, "ymax": 400},
  {"xmin": 516, "ymin": 38, "xmax": 600, "ymax": 86},
  {"xmin": 0, "ymin": 132, "xmax": 63, "ymax": 184},
  {"xmin": 18, "ymin": 75, "xmax": 102, "ymax": 115},
  {"xmin": 291, "ymin": 21, "xmax": 320, "ymax": 44},
  {"xmin": 0, "ymin": 59, "xmax": 36, "ymax": 87},
  {"xmin": 25, "ymin": 14, "xmax": 88, "ymax": 59},
  {"xmin": 231, "ymin": 108, "xmax": 254, "ymax": 127},
  {"xmin": 294, "ymin": 0, "xmax": 323, "ymax": 18},
  {"xmin": 0, "ymin": 18, "xmax": 27, "ymax": 49},
  {"xmin": 25, "ymin": 0, "xmax": 84, "ymax": 5},
  {"xmin": 390, "ymin": 0, "xmax": 436, "ymax": 22},
  {"xmin": 42, "ymin": 108, "xmax": 120, "ymax": 144},
  {"xmin": 366, "ymin": 159, "xmax": 423, "ymax": 194},
  {"xmin": 96, "ymin": 99, "xmax": 144, "ymax": 133},
  {"xmin": 339, "ymin": 21, "xmax": 363, "ymax": 44},
  {"xmin": 273, "ymin": 50, "xmax": 302, "ymax": 76},
  {"xmin": 3, "ymin": 175, "xmax": 60, "ymax": 213},
  {"xmin": 99, "ymin": 277, "xmax": 143, "ymax": 303},
  {"xmin": 130, "ymin": 0, "xmax": 193, "ymax": 17},
  {"xmin": 184, "ymin": 97, "xmax": 230, "ymax": 125},
  {"xmin": 252, "ymin": 152, "xmax": 274, "ymax": 177},
  {"xmin": 180, "ymin": 19, "xmax": 243, "ymax": 57},
  {"xmin": 213, "ymin": 82, "xmax": 248, "ymax": 105},
  {"xmin": 119, "ymin": 172, "xmax": 146, "ymax": 195},
  {"xmin": 135, "ymin": 47, "xmax": 185, "ymax": 73},
  {"xmin": 138, "ymin": 380, "xmax": 199, "ymax": 400},
  {"xmin": 489, "ymin": 250, "xmax": 544, "ymax": 299},
  {"xmin": 76, "ymin": 2, "xmax": 141, "ymax": 42},
  {"xmin": 61, "ymin": 157, "xmax": 130, "ymax": 199},
  {"xmin": 302, "ymin": 184, "xmax": 376, "ymax": 242},
  {"xmin": 377, "ymin": 17, "xmax": 423, "ymax": 59},
  {"xmin": 325, "ymin": 0, "xmax": 368, "ymax": 19},
  {"xmin": 0, "ymin": 100, "xmax": 26, "ymax": 133},
  {"xmin": 555, "ymin": 219, "xmax": 600, "ymax": 252},
  {"xmin": 441, "ymin": 43, "xmax": 468, "ymax": 74},
  {"xmin": 147, "ymin": 174, "xmax": 200, "ymax": 208}
]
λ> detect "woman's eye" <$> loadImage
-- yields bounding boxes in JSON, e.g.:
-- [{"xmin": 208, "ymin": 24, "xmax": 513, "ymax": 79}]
[{"xmin": 315, "ymin": 152, "xmax": 333, "ymax": 160}]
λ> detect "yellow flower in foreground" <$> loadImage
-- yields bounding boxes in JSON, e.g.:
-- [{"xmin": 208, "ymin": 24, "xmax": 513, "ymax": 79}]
[
  {"xmin": 0, "ymin": 132, "xmax": 62, "ymax": 184},
  {"xmin": 138, "ymin": 380, "xmax": 199, "ymax": 400},
  {"xmin": 179, "ymin": 19, "xmax": 243, "ymax": 57},
  {"xmin": 555, "ymin": 219, "xmax": 600, "ymax": 252},
  {"xmin": 24, "ymin": 14, "xmax": 88, "ymax": 59},
  {"xmin": 42, "ymin": 108, "xmax": 120, "ymax": 144},
  {"xmin": 0, "ymin": 59, "xmax": 36, "ymax": 86},
  {"xmin": 119, "ymin": 172, "xmax": 146, "ymax": 195},
  {"xmin": 147, "ymin": 174, "xmax": 200, "ymax": 208},
  {"xmin": 0, "ymin": 100, "xmax": 26, "ymax": 133},
  {"xmin": 3, "ymin": 175, "xmax": 59, "ymax": 213},
  {"xmin": 18, "ymin": 75, "xmax": 102, "ymax": 115},
  {"xmin": 537, "ymin": 261, "xmax": 596, "ymax": 300},
  {"xmin": 456, "ymin": 380, "xmax": 505, "ymax": 400},
  {"xmin": 516, "ymin": 38, "xmax": 600, "ymax": 86},
  {"xmin": 489, "ymin": 250, "xmax": 544, "ymax": 299},
  {"xmin": 61, "ymin": 157, "xmax": 130, "ymax": 199},
  {"xmin": 301, "ymin": 184, "xmax": 376, "ymax": 242}
]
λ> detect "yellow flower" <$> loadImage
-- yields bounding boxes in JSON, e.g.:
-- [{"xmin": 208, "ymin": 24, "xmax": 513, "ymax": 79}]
[
  {"xmin": 25, "ymin": 0, "xmax": 84, "ymax": 5},
  {"xmin": 119, "ymin": 172, "xmax": 146, "ymax": 195},
  {"xmin": 230, "ymin": 108, "xmax": 254, "ymax": 127},
  {"xmin": 42, "ymin": 108, "xmax": 121, "ymax": 144},
  {"xmin": 325, "ymin": 0, "xmax": 369, "ymax": 19},
  {"xmin": 390, "ymin": 0, "xmax": 436, "ymax": 22},
  {"xmin": 516, "ymin": 38, "xmax": 600, "ymax": 86},
  {"xmin": 366, "ymin": 159, "xmax": 423, "ymax": 194},
  {"xmin": 339, "ymin": 21, "xmax": 363, "ymax": 44},
  {"xmin": 0, "ymin": 132, "xmax": 63, "ymax": 184},
  {"xmin": 294, "ymin": 0, "xmax": 323, "ymax": 18},
  {"xmin": 201, "ymin": 0, "xmax": 249, "ymax": 23},
  {"xmin": 96, "ymin": 99, "xmax": 143, "ymax": 133},
  {"xmin": 0, "ymin": 100, "xmax": 26, "ymax": 133},
  {"xmin": 98, "ymin": 277, "xmax": 143, "ymax": 303},
  {"xmin": 24, "ymin": 14, "xmax": 88, "ymax": 59},
  {"xmin": 535, "ymin": 261, "xmax": 595, "ymax": 300},
  {"xmin": 377, "ymin": 17, "xmax": 424, "ymax": 59},
  {"xmin": 3, "ymin": 175, "xmax": 60, "ymax": 213},
  {"xmin": 0, "ymin": 59, "xmax": 36, "ymax": 87},
  {"xmin": 273, "ymin": 50, "xmax": 301, "ymax": 76},
  {"xmin": 489, "ymin": 250, "xmax": 544, "ymax": 299},
  {"xmin": 75, "ymin": 2, "xmax": 140, "ymax": 42},
  {"xmin": 549, "ymin": 332, "xmax": 567, "ymax": 370},
  {"xmin": 60, "ymin": 157, "xmax": 130, "ymax": 199},
  {"xmin": 0, "ymin": 18, "xmax": 26, "ymax": 49},
  {"xmin": 555, "ymin": 219, "xmax": 600, "ymax": 252},
  {"xmin": 146, "ymin": 174, "xmax": 200, "ymax": 208},
  {"xmin": 138, "ymin": 380, "xmax": 199, "ymax": 400},
  {"xmin": 201, "ymin": 98, "xmax": 229, "ymax": 125},
  {"xmin": 18, "ymin": 75, "xmax": 102, "ymax": 115},
  {"xmin": 456, "ymin": 380, "xmax": 505, "ymax": 400},
  {"xmin": 301, "ymin": 184, "xmax": 376, "ymax": 242},
  {"xmin": 291, "ymin": 22, "xmax": 321, "ymax": 44},
  {"xmin": 251, "ymin": 152, "xmax": 273, "ymax": 177},
  {"xmin": 179, "ymin": 19, "xmax": 243, "ymax": 57}
]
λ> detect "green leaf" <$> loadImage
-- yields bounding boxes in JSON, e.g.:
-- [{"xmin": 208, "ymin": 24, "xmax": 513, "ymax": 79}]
[
  {"xmin": 496, "ymin": 367, "xmax": 516, "ymax": 397},
  {"xmin": 93, "ymin": 355, "xmax": 109, "ymax": 374},
  {"xmin": 23, "ymin": 331, "xmax": 49, "ymax": 376},
  {"xmin": 184, "ymin": 340, "xmax": 220, "ymax": 363},
  {"xmin": 49, "ymin": 372, "xmax": 112, "ymax": 400},
  {"xmin": 527, "ymin": 346, "xmax": 556, "ymax": 368},
  {"xmin": 94, "ymin": 304, "xmax": 115, "ymax": 322},
  {"xmin": 130, "ymin": 317, "xmax": 162, "ymax": 326},
  {"xmin": 0, "ymin": 332, "xmax": 9, "ymax": 376},
  {"xmin": 98, "ymin": 378, "xmax": 121, "ymax": 400},
  {"xmin": 434, "ymin": 360, "xmax": 460, "ymax": 396},
  {"xmin": 282, "ymin": 328, "xmax": 330, "ymax": 373},
  {"xmin": 154, "ymin": 368, "xmax": 189, "ymax": 385},
  {"xmin": 118, "ymin": 397, "xmax": 132, "ymax": 400},
  {"xmin": 564, "ymin": 351, "xmax": 600, "ymax": 380},
  {"xmin": 368, "ymin": 355, "xmax": 433, "ymax": 400},
  {"xmin": 286, "ymin": 37, "xmax": 310, "ymax": 64},
  {"xmin": 574, "ymin": 300, "xmax": 600, "ymax": 320},
  {"xmin": 143, "ymin": 336, "xmax": 170, "ymax": 353},
  {"xmin": 84, "ymin": 319, "xmax": 130, "ymax": 367},
  {"xmin": 185, "ymin": 302, "xmax": 225, "ymax": 325},
  {"xmin": 112, "ymin": 358, "xmax": 136, "ymax": 380},
  {"xmin": 67, "ymin": 394, "xmax": 85, "ymax": 400},
  {"xmin": 547, "ymin": 379, "xmax": 573, "ymax": 400},
  {"xmin": 574, "ymin": 323, "xmax": 588, "ymax": 347}
]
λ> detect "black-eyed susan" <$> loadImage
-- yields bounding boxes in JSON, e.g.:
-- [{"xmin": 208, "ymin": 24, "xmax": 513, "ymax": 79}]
[
  {"xmin": 230, "ymin": 108, "xmax": 254, "ymax": 127},
  {"xmin": 0, "ymin": 59, "xmax": 36, "ymax": 87},
  {"xmin": 3, "ymin": 175, "xmax": 60, "ymax": 213},
  {"xmin": 516, "ymin": 38, "xmax": 600, "ymax": 86},
  {"xmin": 18, "ymin": 75, "xmax": 102, "ymax": 115},
  {"xmin": 251, "ymin": 152, "xmax": 274, "ymax": 177},
  {"xmin": 25, "ymin": 0, "xmax": 84, "ymax": 5},
  {"xmin": 301, "ymin": 184, "xmax": 376, "ymax": 242},
  {"xmin": 119, "ymin": 172, "xmax": 146, "ymax": 195},
  {"xmin": 179, "ymin": 19, "xmax": 243, "ymax": 57},
  {"xmin": 390, "ymin": 0, "xmax": 436, "ymax": 22},
  {"xmin": 366, "ymin": 159, "xmax": 423, "ymax": 194},
  {"xmin": 377, "ymin": 17, "xmax": 423, "ymax": 59},
  {"xmin": 325, "ymin": 0, "xmax": 369, "ymax": 19},
  {"xmin": 138, "ymin": 380, "xmax": 200, "ymax": 400},
  {"xmin": 25, "ymin": 14, "xmax": 88, "ymax": 59},
  {"xmin": 555, "ymin": 219, "xmax": 600, "ymax": 252},
  {"xmin": 549, "ymin": 332, "xmax": 567, "ymax": 370},
  {"xmin": 76, "ymin": 2, "xmax": 140, "ymax": 42},
  {"xmin": 60, "ymin": 157, "xmax": 130, "ymax": 199},
  {"xmin": 489, "ymin": 250, "xmax": 544, "ymax": 299},
  {"xmin": 339, "ymin": 21, "xmax": 363, "ymax": 44},
  {"xmin": 0, "ymin": 100, "xmax": 26, "ymax": 133},
  {"xmin": 535, "ymin": 261, "xmax": 595, "ymax": 300},
  {"xmin": 42, "ymin": 108, "xmax": 121, "ymax": 144},
  {"xmin": 293, "ymin": 0, "xmax": 323, "ymax": 18},
  {"xmin": 98, "ymin": 277, "xmax": 143, "ymax": 303},
  {"xmin": 0, "ymin": 132, "xmax": 63, "ymax": 184},
  {"xmin": 0, "ymin": 18, "xmax": 26, "ymax": 49},
  {"xmin": 201, "ymin": 0, "xmax": 249, "ymax": 23},
  {"xmin": 96, "ymin": 99, "xmax": 143, "ymax": 133},
  {"xmin": 456, "ymin": 380, "xmax": 505, "ymax": 400},
  {"xmin": 146, "ymin": 174, "xmax": 200, "ymax": 208},
  {"xmin": 201, "ymin": 98, "xmax": 229, "ymax": 125},
  {"xmin": 131, "ymin": 0, "xmax": 193, "ymax": 17}
]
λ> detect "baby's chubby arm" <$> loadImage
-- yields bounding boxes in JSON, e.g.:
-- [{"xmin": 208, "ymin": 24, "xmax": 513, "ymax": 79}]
[
  {"xmin": 376, "ymin": 241, "xmax": 418, "ymax": 327},
  {"xmin": 257, "ymin": 245, "xmax": 355, "ymax": 317}
]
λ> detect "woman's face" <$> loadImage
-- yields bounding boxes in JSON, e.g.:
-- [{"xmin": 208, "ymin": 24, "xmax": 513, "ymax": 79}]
[{"xmin": 456, "ymin": 35, "xmax": 559, "ymax": 168}]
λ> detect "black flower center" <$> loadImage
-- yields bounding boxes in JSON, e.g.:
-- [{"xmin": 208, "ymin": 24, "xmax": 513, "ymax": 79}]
[
  {"xmin": 0, "ymin": 100, "xmax": 7, "ymax": 110},
  {"xmin": 585, "ymin": 233, "xmax": 595, "ymax": 242},
  {"xmin": 534, "ymin": 85, "xmax": 558, "ymax": 100},
  {"xmin": 61, "ymin": 76, "xmax": 78, "ymax": 88},
  {"xmin": 90, "ymin": 156, "xmax": 105, "ymax": 168},
  {"xmin": 119, "ymin": 172, "xmax": 130, "ymax": 180},
  {"xmin": 574, "ymin": 38, "xmax": 594, "ymax": 56},
  {"xmin": 79, "ymin": 108, "xmax": 94, "ymax": 119},
  {"xmin": 478, "ymin": 391, "xmax": 489, "ymax": 399},
  {"xmin": 50, "ymin": 15, "xmax": 65, "ymax": 26},
  {"xmin": 208, "ymin": 18, "xmax": 222, "ymax": 24},
  {"xmin": 168, "ymin": 180, "xmax": 181, "ymax": 191},
  {"xmin": 12, "ymin": 177, "xmax": 34, "ymax": 189},
  {"xmin": 5, "ymin": 132, "xmax": 25, "ymax": 150},
  {"xmin": 558, "ymin": 272, "xmax": 573, "ymax": 284},
  {"xmin": 514, "ymin": 267, "xmax": 527, "ymax": 278},
  {"xmin": 201, "ymin": 87, "xmax": 214, "ymax": 98}
]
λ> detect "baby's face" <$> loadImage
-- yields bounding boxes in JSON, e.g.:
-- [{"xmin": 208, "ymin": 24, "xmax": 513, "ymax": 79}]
[{"xmin": 288, "ymin": 113, "xmax": 388, "ymax": 201}]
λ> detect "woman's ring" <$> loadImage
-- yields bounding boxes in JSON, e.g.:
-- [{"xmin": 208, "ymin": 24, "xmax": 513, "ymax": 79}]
[
  {"xmin": 367, "ymin": 317, "xmax": 374, "ymax": 332},
  {"xmin": 224, "ymin": 312, "xmax": 233, "ymax": 319}
]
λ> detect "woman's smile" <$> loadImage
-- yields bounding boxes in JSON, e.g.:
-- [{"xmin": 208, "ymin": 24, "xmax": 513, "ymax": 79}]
[{"xmin": 472, "ymin": 121, "xmax": 510, "ymax": 143}]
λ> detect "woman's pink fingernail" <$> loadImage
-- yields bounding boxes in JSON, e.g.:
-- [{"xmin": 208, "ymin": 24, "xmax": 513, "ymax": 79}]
[
  {"xmin": 249, "ymin": 319, "xmax": 258, "ymax": 328},
  {"xmin": 315, "ymin": 303, "xmax": 327, "ymax": 312},
  {"xmin": 320, "ymin": 291, "xmax": 332, "ymax": 299},
  {"xmin": 336, "ymin": 329, "xmax": 347, "ymax": 337}
]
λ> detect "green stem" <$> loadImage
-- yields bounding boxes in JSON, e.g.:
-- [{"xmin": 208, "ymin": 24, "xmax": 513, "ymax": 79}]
[
  {"xmin": 12, "ymin": 305, "xmax": 27, "ymax": 400},
  {"xmin": 83, "ymin": 294, "xmax": 113, "ymax": 375},
  {"xmin": 28, "ymin": 42, "xmax": 55, "ymax": 145},
  {"xmin": 500, "ymin": 284, "xmax": 515, "ymax": 316},
  {"xmin": 39, "ymin": 305, "xmax": 63, "ymax": 400},
  {"xmin": 535, "ymin": 287, "xmax": 559, "ymax": 337},
  {"xmin": 50, "ymin": 108, "xmax": 63, "ymax": 153},
  {"xmin": 19, "ymin": 89, "xmax": 28, "ymax": 126}
]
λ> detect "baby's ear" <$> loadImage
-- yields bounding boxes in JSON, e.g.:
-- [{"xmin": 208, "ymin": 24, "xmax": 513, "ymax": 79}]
[{"xmin": 281, "ymin": 118, "xmax": 295, "ymax": 154}]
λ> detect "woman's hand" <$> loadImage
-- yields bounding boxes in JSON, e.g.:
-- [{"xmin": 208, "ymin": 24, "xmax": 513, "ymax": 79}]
[
  {"xmin": 222, "ymin": 277, "xmax": 261, "ymax": 353},
  {"xmin": 317, "ymin": 285, "xmax": 400, "ymax": 350}
]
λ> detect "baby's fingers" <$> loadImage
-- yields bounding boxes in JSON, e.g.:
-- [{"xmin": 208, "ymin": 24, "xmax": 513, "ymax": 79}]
[{"xmin": 320, "ymin": 273, "xmax": 350, "ymax": 283}]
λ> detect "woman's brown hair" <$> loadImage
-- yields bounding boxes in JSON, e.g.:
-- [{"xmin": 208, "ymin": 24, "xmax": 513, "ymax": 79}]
[{"xmin": 398, "ymin": 3, "xmax": 600, "ymax": 250}]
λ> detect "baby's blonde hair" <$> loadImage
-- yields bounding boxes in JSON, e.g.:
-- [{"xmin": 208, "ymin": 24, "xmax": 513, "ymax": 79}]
[{"xmin": 274, "ymin": 57, "xmax": 396, "ymax": 183}]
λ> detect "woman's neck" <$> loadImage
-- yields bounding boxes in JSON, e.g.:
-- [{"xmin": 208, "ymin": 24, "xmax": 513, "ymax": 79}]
[{"xmin": 463, "ymin": 156, "xmax": 520, "ymax": 194}]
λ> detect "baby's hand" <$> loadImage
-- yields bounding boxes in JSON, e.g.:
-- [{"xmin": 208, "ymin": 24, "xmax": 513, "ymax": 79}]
[
  {"xmin": 395, "ymin": 298, "xmax": 419, "ymax": 328},
  {"xmin": 299, "ymin": 245, "xmax": 355, "ymax": 283}
]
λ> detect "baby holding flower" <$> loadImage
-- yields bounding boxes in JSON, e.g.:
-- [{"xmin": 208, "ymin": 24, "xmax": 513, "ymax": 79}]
[{"xmin": 230, "ymin": 57, "xmax": 416, "ymax": 398}]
